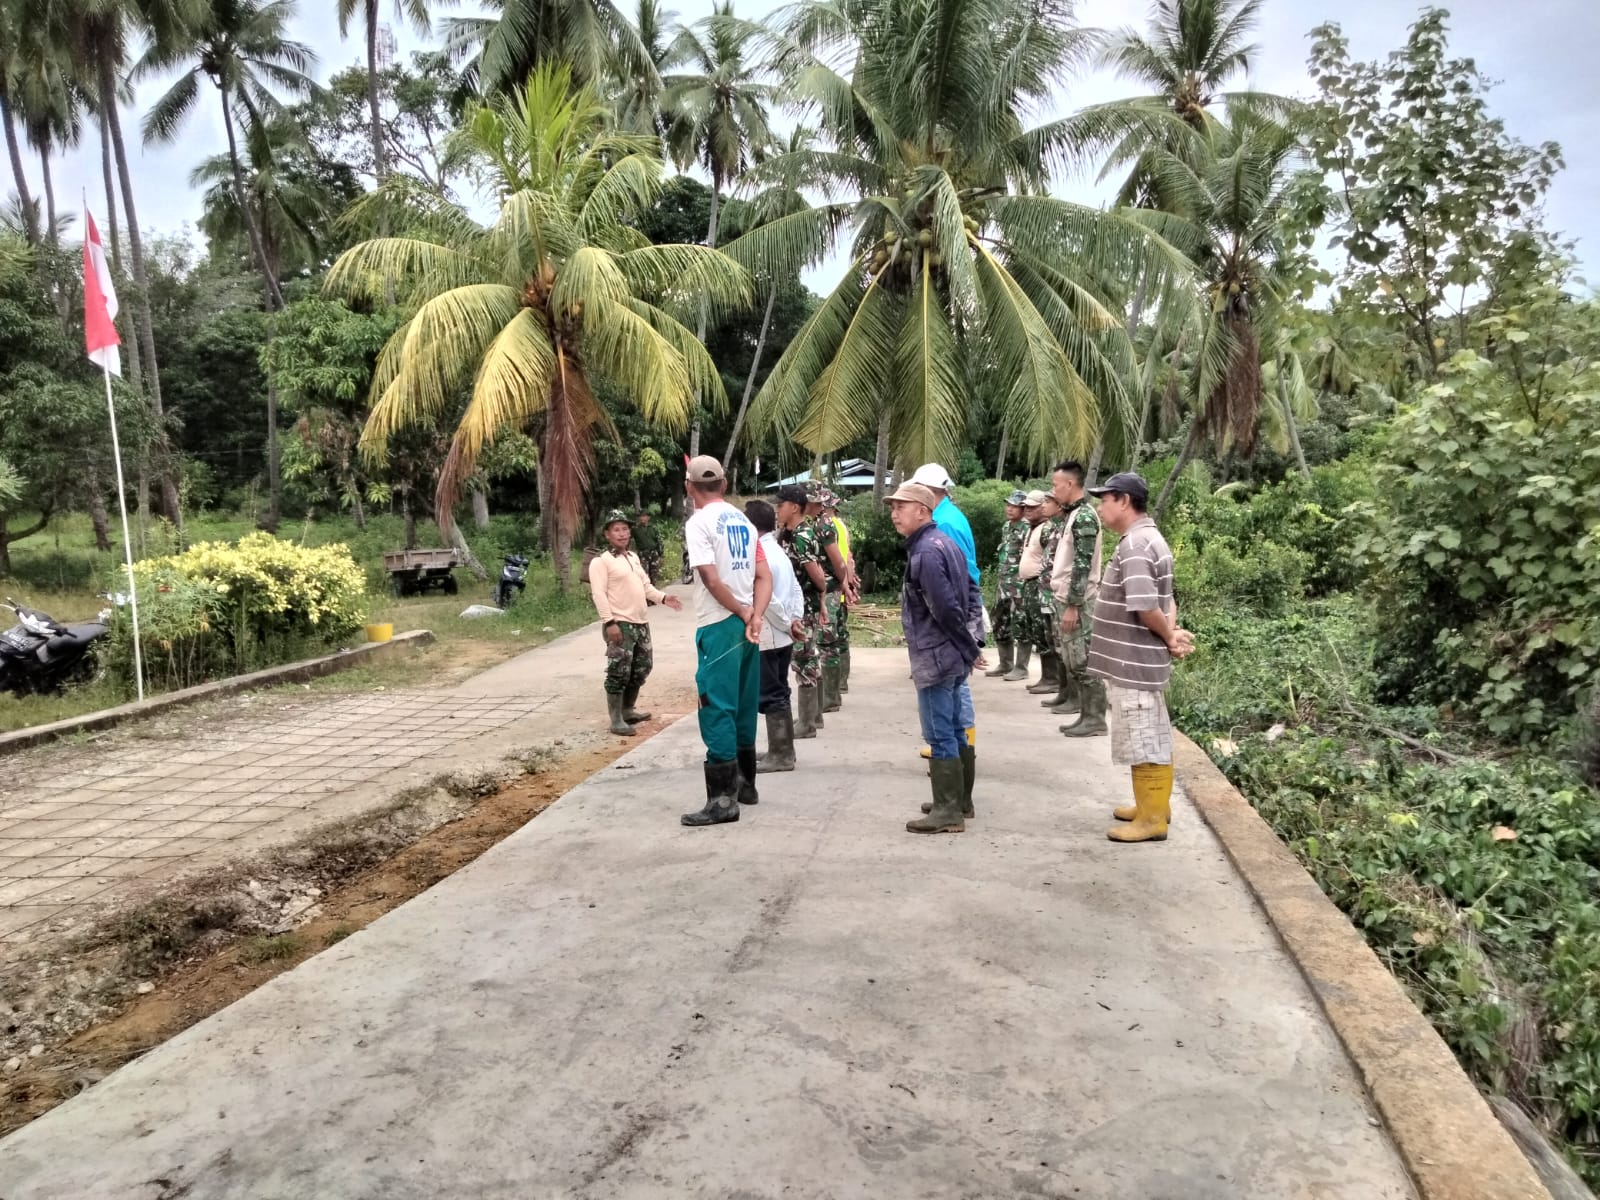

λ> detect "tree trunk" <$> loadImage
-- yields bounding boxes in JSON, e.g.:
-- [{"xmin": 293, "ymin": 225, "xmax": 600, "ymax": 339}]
[
  {"xmin": 0, "ymin": 89, "xmax": 40, "ymax": 246},
  {"xmin": 444, "ymin": 517, "xmax": 489, "ymax": 581},
  {"xmin": 994, "ymin": 426, "xmax": 1008, "ymax": 481},
  {"xmin": 873, "ymin": 408, "xmax": 891, "ymax": 501},
  {"xmin": 220, "ymin": 86, "xmax": 284, "ymax": 311},
  {"xmin": 402, "ymin": 491, "xmax": 417, "ymax": 550},
  {"xmin": 87, "ymin": 470, "xmax": 113, "ymax": 553},
  {"xmin": 99, "ymin": 110, "xmax": 143, "ymax": 396},
  {"xmin": 687, "ymin": 185, "xmax": 724, "ymax": 460},
  {"xmin": 351, "ymin": 491, "xmax": 366, "ymax": 530},
  {"xmin": 723, "ymin": 283, "xmax": 777, "ymax": 468},
  {"xmin": 261, "ymin": 383, "xmax": 281, "ymax": 531},
  {"xmin": 1151, "ymin": 421, "xmax": 1201, "ymax": 522},
  {"xmin": 99, "ymin": 55, "xmax": 177, "ymax": 525},
  {"xmin": 470, "ymin": 485, "xmax": 490, "ymax": 530},
  {"xmin": 1279, "ymin": 355, "xmax": 1311, "ymax": 480},
  {"xmin": 552, "ymin": 521, "xmax": 573, "ymax": 595},
  {"xmin": 365, "ymin": 0, "xmax": 385, "ymax": 185},
  {"xmin": 1085, "ymin": 436, "xmax": 1105, "ymax": 488},
  {"xmin": 39, "ymin": 146, "xmax": 57, "ymax": 245}
]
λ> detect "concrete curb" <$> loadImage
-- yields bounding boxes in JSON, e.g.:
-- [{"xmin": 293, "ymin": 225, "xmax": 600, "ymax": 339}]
[
  {"xmin": 1172, "ymin": 733, "xmax": 1552, "ymax": 1200},
  {"xmin": 0, "ymin": 630, "xmax": 436, "ymax": 757}
]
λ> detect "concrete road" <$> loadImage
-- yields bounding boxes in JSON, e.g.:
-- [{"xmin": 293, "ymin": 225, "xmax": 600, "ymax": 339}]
[{"xmin": 0, "ymin": 647, "xmax": 1415, "ymax": 1199}]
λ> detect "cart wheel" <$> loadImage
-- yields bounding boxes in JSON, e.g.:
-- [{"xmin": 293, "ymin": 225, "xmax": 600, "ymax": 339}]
[{"xmin": 443, "ymin": 575, "xmax": 459, "ymax": 596}]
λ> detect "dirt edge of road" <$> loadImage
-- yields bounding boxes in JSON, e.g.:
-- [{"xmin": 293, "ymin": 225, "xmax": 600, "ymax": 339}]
[{"xmin": 0, "ymin": 706, "xmax": 688, "ymax": 1138}]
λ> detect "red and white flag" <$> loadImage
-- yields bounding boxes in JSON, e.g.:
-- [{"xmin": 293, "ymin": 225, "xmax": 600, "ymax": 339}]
[{"xmin": 83, "ymin": 210, "xmax": 121, "ymax": 377}]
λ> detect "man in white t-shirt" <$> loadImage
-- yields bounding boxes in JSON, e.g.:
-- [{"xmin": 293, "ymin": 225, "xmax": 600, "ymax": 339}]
[{"xmin": 680, "ymin": 455, "xmax": 773, "ymax": 828}]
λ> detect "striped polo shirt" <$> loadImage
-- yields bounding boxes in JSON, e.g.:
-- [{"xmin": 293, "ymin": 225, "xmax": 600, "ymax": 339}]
[{"xmin": 1086, "ymin": 517, "xmax": 1175, "ymax": 690}]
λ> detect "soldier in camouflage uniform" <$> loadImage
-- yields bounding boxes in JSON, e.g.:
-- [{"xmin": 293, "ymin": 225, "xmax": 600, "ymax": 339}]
[
  {"xmin": 776, "ymin": 484, "xmax": 830, "ymax": 737},
  {"xmin": 632, "ymin": 510, "xmax": 663, "ymax": 584},
  {"xmin": 819, "ymin": 488, "xmax": 860, "ymax": 695},
  {"xmin": 986, "ymin": 489, "xmax": 1030, "ymax": 677},
  {"xmin": 806, "ymin": 483, "xmax": 854, "ymax": 713},
  {"xmin": 1051, "ymin": 461, "xmax": 1108, "ymax": 736},
  {"xmin": 1007, "ymin": 491, "xmax": 1048, "ymax": 682},
  {"xmin": 1025, "ymin": 492, "xmax": 1068, "ymax": 698},
  {"xmin": 589, "ymin": 509, "xmax": 682, "ymax": 735}
]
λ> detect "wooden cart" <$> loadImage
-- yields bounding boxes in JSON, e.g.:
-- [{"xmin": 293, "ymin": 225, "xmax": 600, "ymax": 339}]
[{"xmin": 382, "ymin": 548, "xmax": 462, "ymax": 598}]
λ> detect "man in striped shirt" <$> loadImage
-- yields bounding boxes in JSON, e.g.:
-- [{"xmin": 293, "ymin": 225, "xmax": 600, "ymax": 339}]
[{"xmin": 1084, "ymin": 473, "xmax": 1195, "ymax": 844}]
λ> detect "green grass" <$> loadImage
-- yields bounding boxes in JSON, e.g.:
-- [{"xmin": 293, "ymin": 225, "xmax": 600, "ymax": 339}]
[{"xmin": 0, "ymin": 509, "xmax": 601, "ymax": 732}]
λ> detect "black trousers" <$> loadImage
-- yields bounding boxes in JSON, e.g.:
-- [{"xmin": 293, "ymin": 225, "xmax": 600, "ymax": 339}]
[{"xmin": 759, "ymin": 644, "xmax": 793, "ymax": 714}]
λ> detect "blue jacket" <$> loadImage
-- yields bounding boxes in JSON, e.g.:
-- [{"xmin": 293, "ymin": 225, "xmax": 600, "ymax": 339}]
[
  {"xmin": 932, "ymin": 497, "xmax": 980, "ymax": 584},
  {"xmin": 902, "ymin": 522, "xmax": 982, "ymax": 688}
]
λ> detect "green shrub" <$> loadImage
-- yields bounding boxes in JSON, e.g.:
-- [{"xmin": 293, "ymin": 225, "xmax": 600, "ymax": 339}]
[
  {"xmin": 1356, "ymin": 351, "xmax": 1600, "ymax": 736},
  {"xmin": 117, "ymin": 532, "xmax": 368, "ymax": 690},
  {"xmin": 1216, "ymin": 730, "xmax": 1600, "ymax": 1184}
]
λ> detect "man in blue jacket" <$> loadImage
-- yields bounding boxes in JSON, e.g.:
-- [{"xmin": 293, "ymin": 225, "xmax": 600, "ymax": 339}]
[{"xmin": 888, "ymin": 481, "xmax": 982, "ymax": 834}]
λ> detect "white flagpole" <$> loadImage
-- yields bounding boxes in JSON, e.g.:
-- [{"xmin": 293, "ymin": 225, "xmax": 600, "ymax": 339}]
[{"xmin": 100, "ymin": 365, "xmax": 145, "ymax": 702}]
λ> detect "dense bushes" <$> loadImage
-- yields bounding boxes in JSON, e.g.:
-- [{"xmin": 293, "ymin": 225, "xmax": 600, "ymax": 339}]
[
  {"xmin": 1356, "ymin": 350, "xmax": 1600, "ymax": 737},
  {"xmin": 1218, "ymin": 732, "xmax": 1600, "ymax": 1183},
  {"xmin": 116, "ymin": 533, "xmax": 368, "ymax": 690}
]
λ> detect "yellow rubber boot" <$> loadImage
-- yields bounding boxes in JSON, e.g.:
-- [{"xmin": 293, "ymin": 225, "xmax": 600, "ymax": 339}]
[
  {"xmin": 919, "ymin": 745, "xmax": 931, "ymax": 759},
  {"xmin": 1107, "ymin": 764, "xmax": 1170, "ymax": 843}
]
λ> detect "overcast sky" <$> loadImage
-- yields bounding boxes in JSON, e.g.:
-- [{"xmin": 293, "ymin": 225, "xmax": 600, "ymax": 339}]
[{"xmin": 26, "ymin": 0, "xmax": 1600, "ymax": 284}]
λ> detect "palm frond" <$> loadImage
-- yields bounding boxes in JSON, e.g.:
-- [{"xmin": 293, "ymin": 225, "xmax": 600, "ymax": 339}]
[{"xmin": 890, "ymin": 259, "xmax": 964, "ymax": 469}]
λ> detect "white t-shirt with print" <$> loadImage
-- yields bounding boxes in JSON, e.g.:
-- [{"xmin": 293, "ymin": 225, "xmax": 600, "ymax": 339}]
[{"xmin": 685, "ymin": 499, "xmax": 759, "ymax": 627}]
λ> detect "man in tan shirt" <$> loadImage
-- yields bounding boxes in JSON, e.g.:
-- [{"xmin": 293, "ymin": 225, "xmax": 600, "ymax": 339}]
[{"xmin": 590, "ymin": 509, "xmax": 681, "ymax": 736}]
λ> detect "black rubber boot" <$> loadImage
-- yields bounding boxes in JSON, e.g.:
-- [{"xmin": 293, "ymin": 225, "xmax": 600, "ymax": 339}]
[
  {"xmin": 621, "ymin": 685, "xmax": 651, "ymax": 723},
  {"xmin": 607, "ymin": 692, "xmax": 636, "ymax": 736},
  {"xmin": 681, "ymin": 761, "xmax": 740, "ymax": 826},
  {"xmin": 821, "ymin": 662, "xmax": 843, "ymax": 713},
  {"xmin": 907, "ymin": 758, "xmax": 966, "ymax": 834},
  {"xmin": 921, "ymin": 739, "xmax": 977, "ymax": 819},
  {"xmin": 840, "ymin": 648, "xmax": 851, "ymax": 693},
  {"xmin": 1041, "ymin": 671, "xmax": 1076, "ymax": 710},
  {"xmin": 1027, "ymin": 651, "xmax": 1061, "ymax": 694},
  {"xmin": 1060, "ymin": 680, "xmax": 1109, "ymax": 737},
  {"xmin": 985, "ymin": 642, "xmax": 1014, "ymax": 677},
  {"xmin": 795, "ymin": 686, "xmax": 819, "ymax": 739},
  {"xmin": 1003, "ymin": 643, "xmax": 1032, "ymax": 682},
  {"xmin": 755, "ymin": 711, "xmax": 796, "ymax": 772},
  {"xmin": 735, "ymin": 746, "xmax": 760, "ymax": 805}
]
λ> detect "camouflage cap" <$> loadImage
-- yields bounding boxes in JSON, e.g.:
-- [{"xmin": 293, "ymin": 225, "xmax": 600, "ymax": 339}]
[
  {"xmin": 602, "ymin": 508, "xmax": 633, "ymax": 528},
  {"xmin": 804, "ymin": 480, "xmax": 826, "ymax": 503},
  {"xmin": 820, "ymin": 487, "xmax": 842, "ymax": 509},
  {"xmin": 1006, "ymin": 489, "xmax": 1028, "ymax": 505}
]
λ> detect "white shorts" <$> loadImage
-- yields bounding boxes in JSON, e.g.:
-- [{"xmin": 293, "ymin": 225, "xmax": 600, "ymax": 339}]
[{"xmin": 1107, "ymin": 685, "xmax": 1173, "ymax": 766}]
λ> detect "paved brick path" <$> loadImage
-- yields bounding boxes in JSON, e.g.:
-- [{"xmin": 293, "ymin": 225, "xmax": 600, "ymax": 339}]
[{"xmin": 0, "ymin": 689, "xmax": 551, "ymax": 941}]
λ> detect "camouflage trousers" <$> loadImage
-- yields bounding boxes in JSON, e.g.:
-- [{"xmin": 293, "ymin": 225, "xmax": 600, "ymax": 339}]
[
  {"xmin": 792, "ymin": 610, "xmax": 825, "ymax": 688},
  {"xmin": 603, "ymin": 621, "xmax": 654, "ymax": 694},
  {"xmin": 640, "ymin": 550, "xmax": 663, "ymax": 585},
  {"xmin": 827, "ymin": 592, "xmax": 847, "ymax": 658},
  {"xmin": 1060, "ymin": 615, "xmax": 1094, "ymax": 685},
  {"xmin": 991, "ymin": 591, "xmax": 1021, "ymax": 644},
  {"xmin": 1019, "ymin": 583, "xmax": 1053, "ymax": 648}
]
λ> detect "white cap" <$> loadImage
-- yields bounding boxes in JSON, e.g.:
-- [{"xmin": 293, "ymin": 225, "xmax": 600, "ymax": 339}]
[{"xmin": 908, "ymin": 463, "xmax": 952, "ymax": 490}]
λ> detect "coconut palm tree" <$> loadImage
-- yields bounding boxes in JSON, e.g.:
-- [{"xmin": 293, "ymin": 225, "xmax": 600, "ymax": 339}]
[
  {"xmin": 0, "ymin": 4, "xmax": 47, "ymax": 247},
  {"xmin": 16, "ymin": 0, "xmax": 206, "ymax": 525},
  {"xmin": 441, "ymin": 0, "xmax": 654, "ymax": 99},
  {"xmin": 336, "ymin": 0, "xmax": 454, "ymax": 187},
  {"xmin": 325, "ymin": 64, "xmax": 749, "ymax": 586},
  {"xmin": 137, "ymin": 0, "xmax": 319, "ymax": 312},
  {"xmin": 1144, "ymin": 109, "xmax": 1307, "ymax": 515},
  {"xmin": 615, "ymin": 0, "xmax": 676, "ymax": 145},
  {"xmin": 192, "ymin": 115, "xmax": 343, "ymax": 281},
  {"xmin": 722, "ymin": 0, "xmax": 1193, "ymax": 474},
  {"xmin": 661, "ymin": 1, "xmax": 776, "ymax": 454}
]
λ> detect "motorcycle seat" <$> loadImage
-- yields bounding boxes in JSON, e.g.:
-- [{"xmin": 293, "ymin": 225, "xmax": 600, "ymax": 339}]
[{"xmin": 44, "ymin": 623, "xmax": 107, "ymax": 655}]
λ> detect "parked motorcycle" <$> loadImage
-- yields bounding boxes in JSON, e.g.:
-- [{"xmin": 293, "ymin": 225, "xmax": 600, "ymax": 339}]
[
  {"xmin": 0, "ymin": 597, "xmax": 115, "ymax": 697},
  {"xmin": 494, "ymin": 553, "xmax": 530, "ymax": 609}
]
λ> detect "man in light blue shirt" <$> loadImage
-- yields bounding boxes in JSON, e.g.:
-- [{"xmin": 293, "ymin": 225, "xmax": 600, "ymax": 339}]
[
  {"xmin": 909, "ymin": 464, "xmax": 982, "ymax": 766},
  {"xmin": 910, "ymin": 463, "xmax": 979, "ymax": 584}
]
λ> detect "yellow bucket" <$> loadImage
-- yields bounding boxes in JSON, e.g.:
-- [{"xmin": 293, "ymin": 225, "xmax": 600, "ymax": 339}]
[{"xmin": 364, "ymin": 622, "xmax": 394, "ymax": 643}]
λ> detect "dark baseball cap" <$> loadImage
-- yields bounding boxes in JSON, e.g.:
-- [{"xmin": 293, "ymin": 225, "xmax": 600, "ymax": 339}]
[
  {"xmin": 775, "ymin": 484, "xmax": 809, "ymax": 506},
  {"xmin": 1087, "ymin": 471, "xmax": 1149, "ymax": 502}
]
